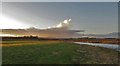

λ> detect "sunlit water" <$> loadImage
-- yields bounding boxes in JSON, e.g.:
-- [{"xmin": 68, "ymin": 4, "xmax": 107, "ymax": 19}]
[{"xmin": 74, "ymin": 42, "xmax": 120, "ymax": 51}]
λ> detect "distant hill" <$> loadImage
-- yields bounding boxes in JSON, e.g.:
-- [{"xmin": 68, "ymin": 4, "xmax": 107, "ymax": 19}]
[{"xmin": 86, "ymin": 32, "xmax": 119, "ymax": 38}]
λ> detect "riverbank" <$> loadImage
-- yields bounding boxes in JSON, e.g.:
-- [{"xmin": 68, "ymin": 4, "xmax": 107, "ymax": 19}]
[{"xmin": 70, "ymin": 38, "xmax": 119, "ymax": 44}]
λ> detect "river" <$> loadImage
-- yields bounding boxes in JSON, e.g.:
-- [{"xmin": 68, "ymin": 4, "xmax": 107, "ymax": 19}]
[{"xmin": 74, "ymin": 42, "xmax": 120, "ymax": 51}]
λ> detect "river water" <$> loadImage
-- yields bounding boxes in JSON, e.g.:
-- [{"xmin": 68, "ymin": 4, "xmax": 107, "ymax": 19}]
[{"xmin": 74, "ymin": 42, "xmax": 120, "ymax": 51}]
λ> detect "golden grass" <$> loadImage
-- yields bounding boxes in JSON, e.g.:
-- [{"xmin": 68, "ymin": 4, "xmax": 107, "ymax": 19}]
[{"xmin": 1, "ymin": 40, "xmax": 63, "ymax": 47}]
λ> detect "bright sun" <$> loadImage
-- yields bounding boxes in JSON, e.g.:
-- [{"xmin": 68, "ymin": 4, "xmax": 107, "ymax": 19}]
[{"xmin": 0, "ymin": 15, "xmax": 28, "ymax": 29}]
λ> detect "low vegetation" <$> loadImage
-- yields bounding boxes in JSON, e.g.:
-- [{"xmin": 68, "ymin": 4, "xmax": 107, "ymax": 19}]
[{"xmin": 2, "ymin": 40, "xmax": 118, "ymax": 64}]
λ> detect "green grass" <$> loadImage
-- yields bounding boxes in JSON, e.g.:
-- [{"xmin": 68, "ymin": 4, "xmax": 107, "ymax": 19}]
[{"xmin": 2, "ymin": 41, "xmax": 119, "ymax": 64}]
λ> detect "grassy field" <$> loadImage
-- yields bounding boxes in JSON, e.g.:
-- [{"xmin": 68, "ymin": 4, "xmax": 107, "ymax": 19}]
[{"xmin": 2, "ymin": 40, "xmax": 119, "ymax": 64}]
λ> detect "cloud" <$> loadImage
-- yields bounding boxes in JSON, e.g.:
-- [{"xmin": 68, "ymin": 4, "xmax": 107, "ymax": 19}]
[
  {"xmin": 1, "ymin": 19, "xmax": 84, "ymax": 38},
  {"xmin": 47, "ymin": 19, "xmax": 71, "ymax": 30}
]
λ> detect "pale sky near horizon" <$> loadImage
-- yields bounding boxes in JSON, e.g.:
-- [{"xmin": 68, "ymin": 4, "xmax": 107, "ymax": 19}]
[{"xmin": 1, "ymin": 2, "xmax": 118, "ymax": 34}]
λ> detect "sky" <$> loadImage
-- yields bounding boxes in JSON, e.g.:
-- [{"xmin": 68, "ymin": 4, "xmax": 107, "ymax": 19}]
[
  {"xmin": 1, "ymin": 2, "xmax": 118, "ymax": 34},
  {"xmin": 2, "ymin": 0, "xmax": 120, "ymax": 2}
]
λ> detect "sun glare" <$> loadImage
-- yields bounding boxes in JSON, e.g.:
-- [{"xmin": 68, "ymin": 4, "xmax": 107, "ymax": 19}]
[
  {"xmin": 0, "ymin": 15, "xmax": 28, "ymax": 29},
  {"xmin": 0, "ymin": 34, "xmax": 15, "ymax": 36}
]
